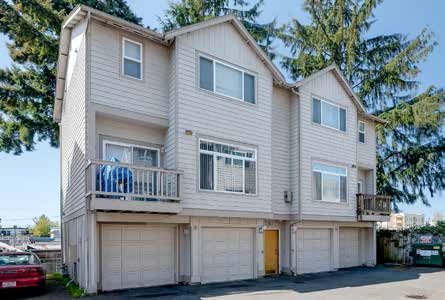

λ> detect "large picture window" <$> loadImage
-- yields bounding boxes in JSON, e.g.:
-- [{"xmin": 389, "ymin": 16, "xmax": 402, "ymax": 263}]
[
  {"xmin": 199, "ymin": 139, "xmax": 257, "ymax": 194},
  {"xmin": 199, "ymin": 56, "xmax": 256, "ymax": 104},
  {"xmin": 312, "ymin": 162, "xmax": 347, "ymax": 202},
  {"xmin": 313, "ymin": 98, "xmax": 346, "ymax": 131}
]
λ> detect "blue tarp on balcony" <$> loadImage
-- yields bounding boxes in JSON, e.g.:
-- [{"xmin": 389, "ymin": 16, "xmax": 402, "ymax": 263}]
[{"xmin": 96, "ymin": 157, "xmax": 133, "ymax": 196}]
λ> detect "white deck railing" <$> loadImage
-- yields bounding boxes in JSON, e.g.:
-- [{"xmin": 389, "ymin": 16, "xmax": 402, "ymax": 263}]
[{"xmin": 86, "ymin": 159, "xmax": 181, "ymax": 202}]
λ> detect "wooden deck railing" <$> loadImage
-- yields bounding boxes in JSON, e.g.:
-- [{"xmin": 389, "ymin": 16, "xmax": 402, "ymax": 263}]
[
  {"xmin": 86, "ymin": 159, "xmax": 181, "ymax": 202},
  {"xmin": 357, "ymin": 193, "xmax": 391, "ymax": 217}
]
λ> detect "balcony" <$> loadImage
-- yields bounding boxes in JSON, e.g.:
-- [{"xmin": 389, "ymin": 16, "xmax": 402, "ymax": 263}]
[
  {"xmin": 357, "ymin": 193, "xmax": 391, "ymax": 221},
  {"xmin": 86, "ymin": 159, "xmax": 182, "ymax": 214}
]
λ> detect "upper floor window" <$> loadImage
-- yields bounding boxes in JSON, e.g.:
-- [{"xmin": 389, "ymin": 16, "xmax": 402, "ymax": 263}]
[
  {"xmin": 199, "ymin": 139, "xmax": 257, "ymax": 194},
  {"xmin": 358, "ymin": 121, "xmax": 365, "ymax": 143},
  {"xmin": 312, "ymin": 98, "xmax": 346, "ymax": 131},
  {"xmin": 199, "ymin": 56, "xmax": 256, "ymax": 104},
  {"xmin": 312, "ymin": 162, "xmax": 347, "ymax": 202},
  {"xmin": 122, "ymin": 38, "xmax": 142, "ymax": 79}
]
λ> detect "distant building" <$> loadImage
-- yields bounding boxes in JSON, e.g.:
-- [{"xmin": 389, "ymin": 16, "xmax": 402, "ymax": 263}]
[
  {"xmin": 0, "ymin": 227, "xmax": 30, "ymax": 237},
  {"xmin": 431, "ymin": 212, "xmax": 444, "ymax": 225},
  {"xmin": 380, "ymin": 213, "xmax": 425, "ymax": 229}
]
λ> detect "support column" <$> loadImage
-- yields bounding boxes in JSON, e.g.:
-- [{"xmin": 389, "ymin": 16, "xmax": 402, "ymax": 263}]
[
  {"xmin": 257, "ymin": 223, "xmax": 265, "ymax": 277},
  {"xmin": 86, "ymin": 212, "xmax": 98, "ymax": 294},
  {"xmin": 370, "ymin": 223, "xmax": 377, "ymax": 266},
  {"xmin": 290, "ymin": 225, "xmax": 297, "ymax": 274},
  {"xmin": 189, "ymin": 217, "xmax": 201, "ymax": 283},
  {"xmin": 332, "ymin": 224, "xmax": 340, "ymax": 270}
]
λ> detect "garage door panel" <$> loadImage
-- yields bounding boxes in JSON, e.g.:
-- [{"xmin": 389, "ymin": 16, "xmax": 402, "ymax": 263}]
[
  {"xmin": 339, "ymin": 228, "xmax": 360, "ymax": 268},
  {"xmin": 296, "ymin": 228, "xmax": 332, "ymax": 274},
  {"xmin": 201, "ymin": 228, "xmax": 254, "ymax": 283},
  {"xmin": 101, "ymin": 225, "xmax": 175, "ymax": 291}
]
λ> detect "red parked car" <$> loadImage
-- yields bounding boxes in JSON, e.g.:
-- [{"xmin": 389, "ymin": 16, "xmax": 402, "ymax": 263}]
[{"xmin": 0, "ymin": 252, "xmax": 45, "ymax": 292}]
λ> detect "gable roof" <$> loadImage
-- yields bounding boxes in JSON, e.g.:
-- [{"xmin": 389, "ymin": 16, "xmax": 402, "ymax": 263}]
[
  {"xmin": 54, "ymin": 6, "xmax": 385, "ymax": 124},
  {"xmin": 164, "ymin": 15, "xmax": 287, "ymax": 85},
  {"xmin": 291, "ymin": 65, "xmax": 386, "ymax": 124}
]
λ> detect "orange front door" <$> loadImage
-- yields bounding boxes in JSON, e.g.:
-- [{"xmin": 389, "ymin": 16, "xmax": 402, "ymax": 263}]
[{"xmin": 264, "ymin": 230, "xmax": 279, "ymax": 274}]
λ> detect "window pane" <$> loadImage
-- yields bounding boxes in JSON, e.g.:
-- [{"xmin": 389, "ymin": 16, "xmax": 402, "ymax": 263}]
[
  {"xmin": 244, "ymin": 73, "xmax": 255, "ymax": 103},
  {"xmin": 322, "ymin": 173, "xmax": 340, "ymax": 201},
  {"xmin": 322, "ymin": 102, "xmax": 339, "ymax": 129},
  {"xmin": 199, "ymin": 57, "xmax": 214, "ymax": 91},
  {"xmin": 312, "ymin": 163, "xmax": 346, "ymax": 176},
  {"xmin": 200, "ymin": 153, "xmax": 214, "ymax": 190},
  {"xmin": 124, "ymin": 58, "xmax": 141, "ymax": 78},
  {"xmin": 124, "ymin": 40, "xmax": 141, "ymax": 60},
  {"xmin": 105, "ymin": 144, "xmax": 131, "ymax": 163},
  {"xmin": 313, "ymin": 99, "xmax": 321, "ymax": 124},
  {"xmin": 340, "ymin": 176, "xmax": 347, "ymax": 202},
  {"xmin": 313, "ymin": 171, "xmax": 322, "ymax": 200},
  {"xmin": 133, "ymin": 148, "xmax": 158, "ymax": 167},
  {"xmin": 216, "ymin": 156, "xmax": 243, "ymax": 192},
  {"xmin": 340, "ymin": 108, "xmax": 346, "ymax": 131},
  {"xmin": 245, "ymin": 161, "xmax": 256, "ymax": 194},
  {"xmin": 359, "ymin": 132, "xmax": 365, "ymax": 143},
  {"xmin": 359, "ymin": 122, "xmax": 365, "ymax": 132},
  {"xmin": 215, "ymin": 63, "xmax": 242, "ymax": 99}
]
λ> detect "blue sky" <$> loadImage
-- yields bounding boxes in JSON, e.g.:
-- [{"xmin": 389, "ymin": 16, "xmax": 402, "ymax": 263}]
[{"xmin": 0, "ymin": 0, "xmax": 443, "ymax": 226}]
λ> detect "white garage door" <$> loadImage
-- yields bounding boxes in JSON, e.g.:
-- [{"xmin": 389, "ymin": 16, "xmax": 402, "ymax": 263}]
[
  {"xmin": 339, "ymin": 228, "xmax": 360, "ymax": 268},
  {"xmin": 101, "ymin": 224, "xmax": 175, "ymax": 291},
  {"xmin": 201, "ymin": 227, "xmax": 254, "ymax": 283},
  {"xmin": 296, "ymin": 228, "xmax": 332, "ymax": 274}
]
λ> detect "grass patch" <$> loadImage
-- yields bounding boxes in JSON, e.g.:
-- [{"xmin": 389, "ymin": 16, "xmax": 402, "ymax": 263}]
[{"xmin": 47, "ymin": 272, "xmax": 86, "ymax": 298}]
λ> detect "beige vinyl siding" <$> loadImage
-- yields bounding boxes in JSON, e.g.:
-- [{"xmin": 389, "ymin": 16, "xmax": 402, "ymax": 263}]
[
  {"xmin": 271, "ymin": 87, "xmax": 291, "ymax": 214},
  {"xmin": 95, "ymin": 115, "xmax": 166, "ymax": 159},
  {"xmin": 175, "ymin": 22, "xmax": 273, "ymax": 213},
  {"xmin": 89, "ymin": 20, "xmax": 169, "ymax": 120},
  {"xmin": 298, "ymin": 71, "xmax": 358, "ymax": 218},
  {"xmin": 165, "ymin": 44, "xmax": 178, "ymax": 169},
  {"xmin": 290, "ymin": 93, "xmax": 300, "ymax": 214},
  {"xmin": 357, "ymin": 118, "xmax": 377, "ymax": 168},
  {"xmin": 60, "ymin": 19, "xmax": 87, "ymax": 216}
]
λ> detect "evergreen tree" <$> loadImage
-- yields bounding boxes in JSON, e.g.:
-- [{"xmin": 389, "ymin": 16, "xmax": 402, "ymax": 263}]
[
  {"xmin": 280, "ymin": 0, "xmax": 444, "ymax": 207},
  {"xmin": 0, "ymin": 0, "xmax": 141, "ymax": 154},
  {"xmin": 159, "ymin": 0, "xmax": 277, "ymax": 58}
]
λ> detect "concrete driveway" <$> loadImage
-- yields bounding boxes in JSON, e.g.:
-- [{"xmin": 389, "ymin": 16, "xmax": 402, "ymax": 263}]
[{"xmin": 6, "ymin": 266, "xmax": 445, "ymax": 299}]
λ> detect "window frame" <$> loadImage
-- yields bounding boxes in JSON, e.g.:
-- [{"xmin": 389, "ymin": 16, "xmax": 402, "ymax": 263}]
[
  {"xmin": 312, "ymin": 97, "xmax": 347, "ymax": 132},
  {"xmin": 122, "ymin": 37, "xmax": 143, "ymax": 80},
  {"xmin": 312, "ymin": 162, "xmax": 348, "ymax": 203},
  {"xmin": 102, "ymin": 140, "xmax": 160, "ymax": 167},
  {"xmin": 358, "ymin": 121, "xmax": 365, "ymax": 143},
  {"xmin": 198, "ymin": 54, "xmax": 256, "ymax": 104},
  {"xmin": 198, "ymin": 138, "xmax": 258, "ymax": 195}
]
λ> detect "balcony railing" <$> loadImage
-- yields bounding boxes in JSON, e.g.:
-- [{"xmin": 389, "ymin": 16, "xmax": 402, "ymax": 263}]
[
  {"xmin": 357, "ymin": 193, "xmax": 391, "ymax": 221},
  {"xmin": 86, "ymin": 159, "xmax": 181, "ymax": 203}
]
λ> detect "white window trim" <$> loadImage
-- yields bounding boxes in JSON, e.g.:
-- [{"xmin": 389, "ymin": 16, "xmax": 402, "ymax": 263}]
[
  {"xmin": 358, "ymin": 121, "xmax": 365, "ymax": 143},
  {"xmin": 313, "ymin": 98, "xmax": 347, "ymax": 132},
  {"xmin": 312, "ymin": 162, "xmax": 348, "ymax": 203},
  {"xmin": 198, "ymin": 138, "xmax": 257, "ymax": 195},
  {"xmin": 102, "ymin": 140, "xmax": 160, "ymax": 167},
  {"xmin": 199, "ymin": 54, "xmax": 256, "ymax": 104},
  {"xmin": 122, "ymin": 37, "xmax": 143, "ymax": 80}
]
